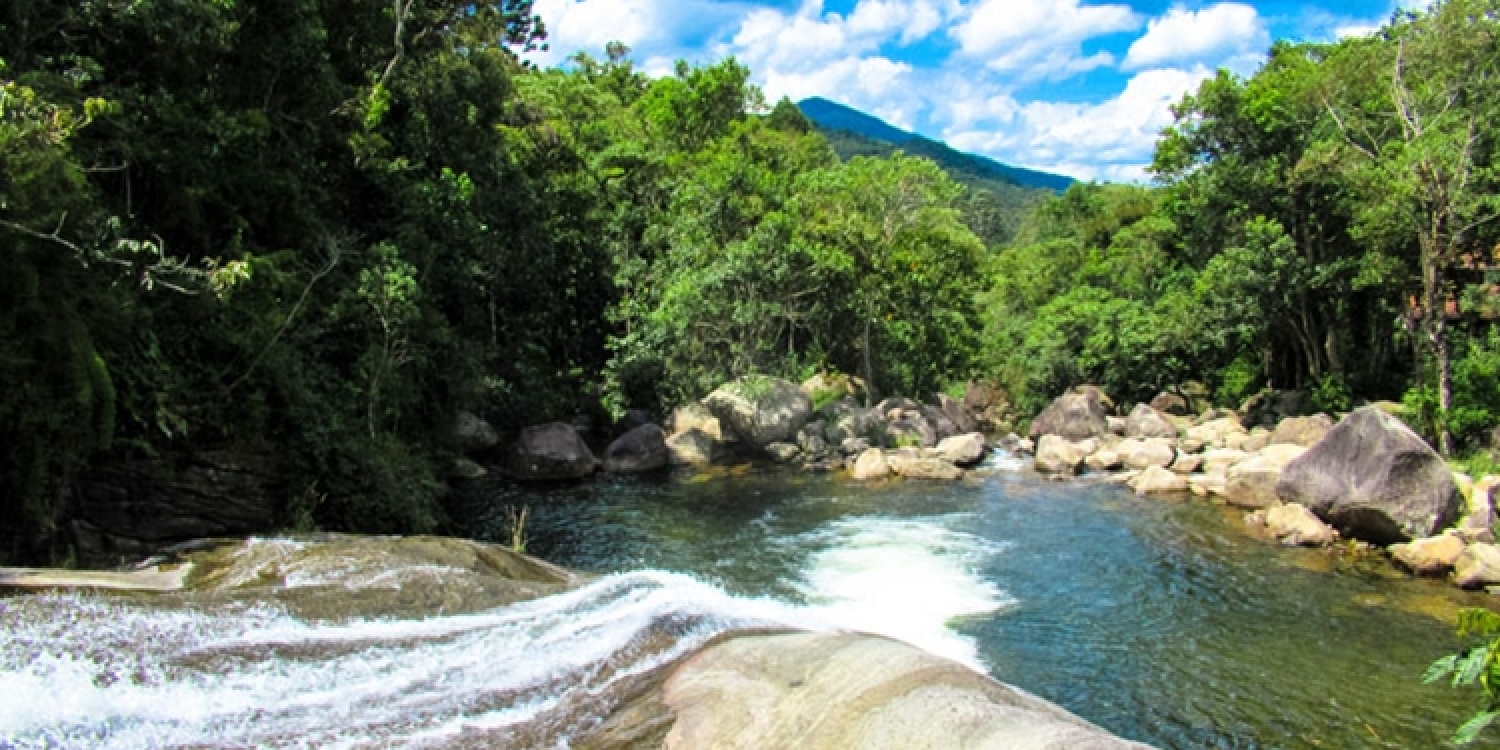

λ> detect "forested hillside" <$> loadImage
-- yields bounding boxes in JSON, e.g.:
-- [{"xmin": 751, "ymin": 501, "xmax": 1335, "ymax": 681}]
[
  {"xmin": 983, "ymin": 1, "xmax": 1500, "ymax": 459},
  {"xmin": 3, "ymin": 0, "xmax": 1499, "ymax": 565},
  {"xmin": 800, "ymin": 97, "xmax": 1067, "ymax": 247},
  {"xmin": 0, "ymin": 4, "xmax": 987, "ymax": 563}
]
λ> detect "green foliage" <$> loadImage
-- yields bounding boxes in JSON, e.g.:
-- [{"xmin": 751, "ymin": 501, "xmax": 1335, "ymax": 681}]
[
  {"xmin": 1405, "ymin": 329, "xmax": 1500, "ymax": 450},
  {"xmin": 1426, "ymin": 608, "xmax": 1500, "ymax": 745}
]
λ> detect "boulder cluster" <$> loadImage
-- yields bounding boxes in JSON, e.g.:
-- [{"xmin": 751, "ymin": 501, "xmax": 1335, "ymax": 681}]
[
  {"xmin": 665, "ymin": 375, "xmax": 996, "ymax": 481},
  {"xmin": 1025, "ymin": 386, "xmax": 1498, "ymax": 592},
  {"xmin": 461, "ymin": 374, "xmax": 1005, "ymax": 483}
]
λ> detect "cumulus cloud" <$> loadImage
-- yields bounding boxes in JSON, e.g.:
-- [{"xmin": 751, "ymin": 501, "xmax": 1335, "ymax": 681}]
[
  {"xmin": 722, "ymin": 0, "xmax": 949, "ymax": 120},
  {"xmin": 949, "ymin": 0, "xmax": 1140, "ymax": 80},
  {"xmin": 531, "ymin": 0, "xmax": 665, "ymax": 66},
  {"xmin": 1122, "ymin": 4, "xmax": 1268, "ymax": 71},
  {"xmin": 943, "ymin": 67, "xmax": 1212, "ymax": 181}
]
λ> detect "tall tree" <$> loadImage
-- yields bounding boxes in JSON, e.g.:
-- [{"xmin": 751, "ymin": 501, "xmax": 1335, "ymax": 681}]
[{"xmin": 1326, "ymin": 0, "xmax": 1500, "ymax": 454}]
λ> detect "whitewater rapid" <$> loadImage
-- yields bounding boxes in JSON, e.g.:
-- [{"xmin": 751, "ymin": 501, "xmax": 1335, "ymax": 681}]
[{"xmin": 0, "ymin": 513, "xmax": 1011, "ymax": 749}]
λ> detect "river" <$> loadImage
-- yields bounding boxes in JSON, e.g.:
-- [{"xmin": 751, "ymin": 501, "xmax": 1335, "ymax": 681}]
[{"xmin": 1, "ymin": 453, "xmax": 1494, "ymax": 748}]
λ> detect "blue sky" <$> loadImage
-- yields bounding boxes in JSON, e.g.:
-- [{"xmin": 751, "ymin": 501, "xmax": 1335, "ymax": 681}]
[{"xmin": 530, "ymin": 0, "xmax": 1415, "ymax": 182}]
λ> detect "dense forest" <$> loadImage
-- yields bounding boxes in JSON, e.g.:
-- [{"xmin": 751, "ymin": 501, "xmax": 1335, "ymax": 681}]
[{"xmin": 2, "ymin": 0, "xmax": 1498, "ymax": 564}]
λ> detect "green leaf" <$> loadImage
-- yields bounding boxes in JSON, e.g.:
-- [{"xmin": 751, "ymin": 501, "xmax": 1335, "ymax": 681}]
[
  {"xmin": 1453, "ymin": 711, "xmax": 1499, "ymax": 746},
  {"xmin": 1428, "ymin": 654, "xmax": 1462, "ymax": 684}
]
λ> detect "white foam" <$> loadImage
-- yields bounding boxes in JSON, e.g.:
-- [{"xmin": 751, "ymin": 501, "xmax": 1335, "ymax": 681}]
[
  {"xmin": 0, "ymin": 516, "xmax": 1014, "ymax": 747},
  {"xmin": 795, "ymin": 515, "xmax": 1012, "ymax": 669},
  {"xmin": 0, "ymin": 572, "xmax": 828, "ymax": 749}
]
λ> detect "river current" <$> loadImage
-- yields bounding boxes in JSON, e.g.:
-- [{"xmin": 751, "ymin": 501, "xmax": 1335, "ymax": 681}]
[{"xmin": 1, "ymin": 452, "xmax": 1495, "ymax": 748}]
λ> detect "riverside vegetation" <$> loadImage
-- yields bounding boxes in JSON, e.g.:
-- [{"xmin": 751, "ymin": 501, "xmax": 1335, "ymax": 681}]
[{"xmin": 6, "ymin": 0, "xmax": 1500, "ymax": 742}]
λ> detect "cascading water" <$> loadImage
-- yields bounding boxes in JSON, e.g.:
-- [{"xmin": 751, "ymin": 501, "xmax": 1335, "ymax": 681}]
[
  {"xmin": 0, "ymin": 509, "xmax": 1012, "ymax": 750},
  {"xmin": 3, "ymin": 460, "xmax": 1493, "ymax": 749}
]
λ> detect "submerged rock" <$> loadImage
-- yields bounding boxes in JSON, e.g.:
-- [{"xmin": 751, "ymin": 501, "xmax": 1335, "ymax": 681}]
[
  {"xmin": 653, "ymin": 632, "xmax": 1154, "ymax": 750},
  {"xmin": 1276, "ymin": 406, "xmax": 1460, "ymax": 543}
]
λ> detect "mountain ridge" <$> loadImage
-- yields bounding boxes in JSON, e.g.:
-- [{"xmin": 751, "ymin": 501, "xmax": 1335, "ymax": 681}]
[{"xmin": 797, "ymin": 97, "xmax": 1075, "ymax": 193}]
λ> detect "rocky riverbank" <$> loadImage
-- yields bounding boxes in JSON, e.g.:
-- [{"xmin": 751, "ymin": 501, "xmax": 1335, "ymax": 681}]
[{"xmin": 1022, "ymin": 385, "xmax": 1500, "ymax": 596}]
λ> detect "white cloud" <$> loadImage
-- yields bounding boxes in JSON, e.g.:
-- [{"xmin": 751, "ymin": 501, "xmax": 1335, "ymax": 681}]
[
  {"xmin": 1122, "ymin": 4, "xmax": 1268, "ymax": 71},
  {"xmin": 942, "ymin": 67, "xmax": 1212, "ymax": 181},
  {"xmin": 531, "ymin": 0, "xmax": 665, "ymax": 67},
  {"xmin": 949, "ymin": 0, "xmax": 1140, "ymax": 80},
  {"xmin": 722, "ymin": 0, "xmax": 949, "ymax": 121},
  {"xmin": 1334, "ymin": 22, "xmax": 1381, "ymax": 38}
]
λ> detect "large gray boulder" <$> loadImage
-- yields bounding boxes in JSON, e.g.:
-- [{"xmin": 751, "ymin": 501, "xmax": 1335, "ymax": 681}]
[
  {"xmin": 1276, "ymin": 406, "xmax": 1461, "ymax": 543},
  {"xmin": 602, "ymin": 424, "xmax": 670, "ymax": 473},
  {"xmin": 704, "ymin": 376, "xmax": 812, "ymax": 448},
  {"xmin": 1029, "ymin": 388, "xmax": 1110, "ymax": 441},
  {"xmin": 886, "ymin": 411, "xmax": 938, "ymax": 448},
  {"xmin": 1125, "ymin": 404, "xmax": 1177, "ymax": 439},
  {"xmin": 507, "ymin": 423, "xmax": 598, "ymax": 480},
  {"xmin": 649, "ymin": 632, "xmax": 1154, "ymax": 750},
  {"xmin": 937, "ymin": 393, "xmax": 980, "ymax": 434},
  {"xmin": 918, "ymin": 404, "xmax": 960, "ymax": 440}
]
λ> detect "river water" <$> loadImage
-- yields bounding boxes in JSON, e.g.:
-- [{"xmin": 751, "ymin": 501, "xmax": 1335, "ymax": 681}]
[
  {"xmin": 1, "ymin": 455, "xmax": 1495, "ymax": 748},
  {"xmin": 477, "ymin": 456, "xmax": 1496, "ymax": 749}
]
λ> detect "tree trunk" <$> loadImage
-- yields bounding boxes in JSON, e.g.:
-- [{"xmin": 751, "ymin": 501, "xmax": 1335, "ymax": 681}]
[
  {"xmin": 861, "ymin": 315, "xmax": 876, "ymax": 407},
  {"xmin": 1435, "ymin": 315, "xmax": 1455, "ymax": 456},
  {"xmin": 1424, "ymin": 249, "xmax": 1455, "ymax": 456}
]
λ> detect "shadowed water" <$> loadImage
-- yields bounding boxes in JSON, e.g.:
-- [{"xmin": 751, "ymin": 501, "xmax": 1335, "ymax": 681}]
[{"xmin": 474, "ymin": 461, "xmax": 1499, "ymax": 750}]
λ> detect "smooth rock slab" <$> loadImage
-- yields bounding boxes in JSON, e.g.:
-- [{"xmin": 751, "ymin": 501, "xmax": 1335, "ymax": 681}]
[{"xmin": 659, "ymin": 632, "xmax": 1155, "ymax": 750}]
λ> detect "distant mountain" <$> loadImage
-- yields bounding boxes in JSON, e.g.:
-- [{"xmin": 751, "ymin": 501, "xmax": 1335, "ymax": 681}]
[{"xmin": 797, "ymin": 97, "xmax": 1074, "ymax": 193}]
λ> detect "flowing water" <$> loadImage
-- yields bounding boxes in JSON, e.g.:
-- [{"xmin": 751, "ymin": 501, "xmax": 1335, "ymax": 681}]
[{"xmin": 1, "ymin": 455, "xmax": 1496, "ymax": 748}]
